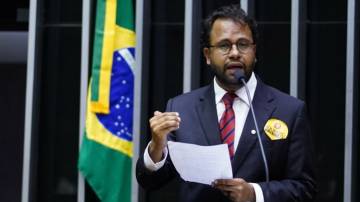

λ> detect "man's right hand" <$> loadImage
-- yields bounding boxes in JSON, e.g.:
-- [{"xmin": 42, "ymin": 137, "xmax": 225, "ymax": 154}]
[{"xmin": 148, "ymin": 111, "xmax": 181, "ymax": 163}]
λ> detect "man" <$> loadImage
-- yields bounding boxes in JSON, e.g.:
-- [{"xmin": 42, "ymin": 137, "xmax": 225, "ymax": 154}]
[{"xmin": 136, "ymin": 4, "xmax": 316, "ymax": 202}]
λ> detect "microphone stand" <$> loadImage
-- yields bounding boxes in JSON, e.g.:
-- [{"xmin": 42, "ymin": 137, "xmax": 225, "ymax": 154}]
[{"xmin": 235, "ymin": 70, "xmax": 269, "ymax": 183}]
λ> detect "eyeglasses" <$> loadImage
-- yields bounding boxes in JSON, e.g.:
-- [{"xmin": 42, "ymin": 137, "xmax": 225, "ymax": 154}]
[{"xmin": 209, "ymin": 40, "xmax": 255, "ymax": 54}]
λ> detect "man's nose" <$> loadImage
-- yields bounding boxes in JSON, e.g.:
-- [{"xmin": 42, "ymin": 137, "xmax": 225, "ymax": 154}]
[{"xmin": 228, "ymin": 44, "xmax": 241, "ymax": 58}]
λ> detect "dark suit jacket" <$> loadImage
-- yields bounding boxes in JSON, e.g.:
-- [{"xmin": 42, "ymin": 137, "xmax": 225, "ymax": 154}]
[{"xmin": 136, "ymin": 79, "xmax": 317, "ymax": 202}]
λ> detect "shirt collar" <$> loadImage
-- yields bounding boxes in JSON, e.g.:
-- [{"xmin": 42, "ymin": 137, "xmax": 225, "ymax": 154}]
[{"xmin": 214, "ymin": 72, "xmax": 257, "ymax": 106}]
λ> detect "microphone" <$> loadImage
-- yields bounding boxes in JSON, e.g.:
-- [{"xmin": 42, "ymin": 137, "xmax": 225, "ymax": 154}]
[{"xmin": 234, "ymin": 69, "xmax": 269, "ymax": 183}]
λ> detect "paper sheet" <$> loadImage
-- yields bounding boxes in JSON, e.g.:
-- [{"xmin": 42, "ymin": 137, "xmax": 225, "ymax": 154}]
[{"xmin": 167, "ymin": 141, "xmax": 233, "ymax": 185}]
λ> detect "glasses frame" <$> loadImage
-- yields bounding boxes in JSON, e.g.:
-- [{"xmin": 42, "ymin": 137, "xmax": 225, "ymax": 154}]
[{"xmin": 208, "ymin": 40, "xmax": 255, "ymax": 55}]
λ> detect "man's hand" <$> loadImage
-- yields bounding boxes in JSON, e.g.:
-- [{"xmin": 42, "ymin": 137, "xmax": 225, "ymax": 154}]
[
  {"xmin": 148, "ymin": 111, "xmax": 181, "ymax": 163},
  {"xmin": 212, "ymin": 178, "xmax": 255, "ymax": 202}
]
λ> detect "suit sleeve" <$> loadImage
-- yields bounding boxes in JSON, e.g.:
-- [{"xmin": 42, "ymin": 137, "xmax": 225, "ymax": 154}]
[
  {"xmin": 258, "ymin": 102, "xmax": 317, "ymax": 202},
  {"xmin": 135, "ymin": 98, "xmax": 178, "ymax": 190}
]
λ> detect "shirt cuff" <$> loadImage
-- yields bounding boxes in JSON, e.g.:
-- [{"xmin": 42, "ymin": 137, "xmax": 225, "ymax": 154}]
[
  {"xmin": 250, "ymin": 183, "xmax": 264, "ymax": 202},
  {"xmin": 143, "ymin": 141, "xmax": 168, "ymax": 171}
]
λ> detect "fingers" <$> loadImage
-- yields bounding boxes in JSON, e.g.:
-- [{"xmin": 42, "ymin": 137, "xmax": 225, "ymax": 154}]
[
  {"xmin": 150, "ymin": 112, "xmax": 181, "ymax": 132},
  {"xmin": 149, "ymin": 111, "xmax": 181, "ymax": 145},
  {"xmin": 150, "ymin": 111, "xmax": 180, "ymax": 128},
  {"xmin": 154, "ymin": 110, "xmax": 162, "ymax": 116},
  {"xmin": 216, "ymin": 185, "xmax": 236, "ymax": 192},
  {"xmin": 212, "ymin": 178, "xmax": 244, "ymax": 192},
  {"xmin": 213, "ymin": 178, "xmax": 244, "ymax": 186},
  {"xmin": 150, "ymin": 111, "xmax": 180, "ymax": 122},
  {"xmin": 220, "ymin": 191, "xmax": 237, "ymax": 202},
  {"xmin": 148, "ymin": 111, "xmax": 181, "ymax": 162},
  {"xmin": 212, "ymin": 178, "xmax": 254, "ymax": 202}
]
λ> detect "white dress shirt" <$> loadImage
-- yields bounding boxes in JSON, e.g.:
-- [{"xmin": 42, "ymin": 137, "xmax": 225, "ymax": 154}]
[{"xmin": 143, "ymin": 72, "xmax": 264, "ymax": 202}]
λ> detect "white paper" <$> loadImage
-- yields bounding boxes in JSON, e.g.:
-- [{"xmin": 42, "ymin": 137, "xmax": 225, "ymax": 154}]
[{"xmin": 167, "ymin": 141, "xmax": 233, "ymax": 185}]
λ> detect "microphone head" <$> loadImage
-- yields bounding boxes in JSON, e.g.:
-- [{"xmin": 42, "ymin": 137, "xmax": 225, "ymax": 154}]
[{"xmin": 234, "ymin": 69, "xmax": 246, "ymax": 82}]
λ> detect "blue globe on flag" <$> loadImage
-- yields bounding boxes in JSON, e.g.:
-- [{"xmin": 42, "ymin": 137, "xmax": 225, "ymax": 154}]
[{"xmin": 96, "ymin": 47, "xmax": 135, "ymax": 142}]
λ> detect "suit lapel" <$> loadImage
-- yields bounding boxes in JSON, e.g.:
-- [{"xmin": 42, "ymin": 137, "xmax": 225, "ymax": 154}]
[
  {"xmin": 232, "ymin": 79, "xmax": 276, "ymax": 174},
  {"xmin": 195, "ymin": 85, "xmax": 222, "ymax": 145}
]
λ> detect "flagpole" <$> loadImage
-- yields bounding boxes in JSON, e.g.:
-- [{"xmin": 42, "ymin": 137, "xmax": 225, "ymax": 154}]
[
  {"xmin": 21, "ymin": 0, "xmax": 38, "ymax": 201},
  {"xmin": 78, "ymin": 0, "xmax": 91, "ymax": 201},
  {"xmin": 183, "ymin": 0, "xmax": 193, "ymax": 93},
  {"xmin": 240, "ymin": 0, "xmax": 248, "ymax": 13},
  {"xmin": 133, "ymin": 0, "xmax": 144, "ymax": 201}
]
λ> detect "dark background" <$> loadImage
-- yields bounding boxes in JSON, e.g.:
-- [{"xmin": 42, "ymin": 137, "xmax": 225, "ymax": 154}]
[
  {"xmin": 0, "ymin": 0, "xmax": 358, "ymax": 202},
  {"xmin": 0, "ymin": 0, "xmax": 28, "ymax": 202}
]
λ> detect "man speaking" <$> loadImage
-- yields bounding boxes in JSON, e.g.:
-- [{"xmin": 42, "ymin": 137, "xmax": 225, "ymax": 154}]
[{"xmin": 136, "ymin": 4, "xmax": 317, "ymax": 202}]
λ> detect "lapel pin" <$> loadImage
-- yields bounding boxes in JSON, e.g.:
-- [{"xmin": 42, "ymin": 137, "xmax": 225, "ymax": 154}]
[
  {"xmin": 251, "ymin": 129, "xmax": 256, "ymax": 134},
  {"xmin": 264, "ymin": 118, "xmax": 289, "ymax": 140}
]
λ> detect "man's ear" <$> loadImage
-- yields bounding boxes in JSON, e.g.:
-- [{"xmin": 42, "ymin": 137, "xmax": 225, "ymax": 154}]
[{"xmin": 203, "ymin": 48, "xmax": 211, "ymax": 65}]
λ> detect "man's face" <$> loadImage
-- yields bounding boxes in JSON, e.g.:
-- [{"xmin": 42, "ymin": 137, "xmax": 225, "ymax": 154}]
[{"xmin": 203, "ymin": 18, "xmax": 256, "ymax": 92}]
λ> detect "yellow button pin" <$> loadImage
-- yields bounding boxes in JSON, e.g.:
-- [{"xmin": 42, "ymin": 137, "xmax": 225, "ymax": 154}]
[{"xmin": 264, "ymin": 118, "xmax": 288, "ymax": 140}]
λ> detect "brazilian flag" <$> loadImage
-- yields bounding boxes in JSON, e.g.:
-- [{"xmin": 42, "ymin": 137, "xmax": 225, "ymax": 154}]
[{"xmin": 78, "ymin": 0, "xmax": 135, "ymax": 201}]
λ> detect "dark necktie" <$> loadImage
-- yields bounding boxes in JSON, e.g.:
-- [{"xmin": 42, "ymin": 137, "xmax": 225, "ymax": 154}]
[{"xmin": 219, "ymin": 93, "xmax": 237, "ymax": 159}]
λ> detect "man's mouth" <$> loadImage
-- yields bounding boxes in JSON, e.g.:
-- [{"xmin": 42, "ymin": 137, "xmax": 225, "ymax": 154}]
[{"xmin": 225, "ymin": 63, "xmax": 244, "ymax": 70}]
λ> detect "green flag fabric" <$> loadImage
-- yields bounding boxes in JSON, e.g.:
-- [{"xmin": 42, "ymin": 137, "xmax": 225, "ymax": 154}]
[{"xmin": 78, "ymin": 0, "xmax": 135, "ymax": 201}]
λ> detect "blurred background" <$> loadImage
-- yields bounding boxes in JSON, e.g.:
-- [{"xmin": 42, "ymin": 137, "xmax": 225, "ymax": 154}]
[{"xmin": 0, "ymin": 0, "xmax": 359, "ymax": 202}]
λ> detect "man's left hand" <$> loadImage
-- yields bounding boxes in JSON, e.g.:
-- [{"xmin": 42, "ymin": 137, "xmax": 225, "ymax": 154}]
[{"xmin": 212, "ymin": 178, "xmax": 255, "ymax": 202}]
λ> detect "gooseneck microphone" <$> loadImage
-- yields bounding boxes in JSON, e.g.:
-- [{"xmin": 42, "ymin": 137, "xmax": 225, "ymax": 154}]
[{"xmin": 234, "ymin": 69, "xmax": 269, "ymax": 183}]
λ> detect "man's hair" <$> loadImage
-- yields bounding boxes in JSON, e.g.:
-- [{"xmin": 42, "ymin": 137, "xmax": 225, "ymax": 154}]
[{"xmin": 201, "ymin": 4, "xmax": 258, "ymax": 48}]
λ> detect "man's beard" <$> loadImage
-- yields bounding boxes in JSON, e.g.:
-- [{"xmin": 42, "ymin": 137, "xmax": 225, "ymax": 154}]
[{"xmin": 210, "ymin": 62, "xmax": 254, "ymax": 90}]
